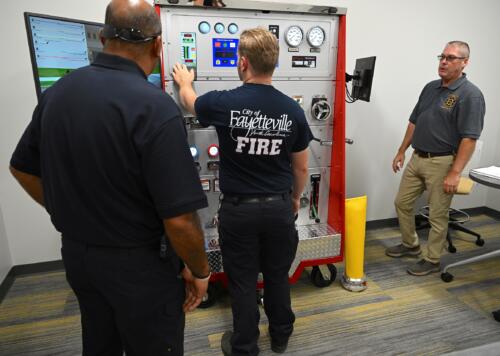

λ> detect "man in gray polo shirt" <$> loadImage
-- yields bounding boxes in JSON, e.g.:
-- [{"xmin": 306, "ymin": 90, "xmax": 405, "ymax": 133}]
[{"xmin": 386, "ymin": 41, "xmax": 485, "ymax": 276}]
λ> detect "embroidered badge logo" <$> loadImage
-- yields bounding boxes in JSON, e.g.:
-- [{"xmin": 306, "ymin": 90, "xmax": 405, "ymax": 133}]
[{"xmin": 442, "ymin": 94, "xmax": 458, "ymax": 110}]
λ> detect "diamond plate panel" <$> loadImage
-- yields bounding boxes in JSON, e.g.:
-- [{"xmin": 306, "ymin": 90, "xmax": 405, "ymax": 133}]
[{"xmin": 206, "ymin": 224, "xmax": 340, "ymax": 276}]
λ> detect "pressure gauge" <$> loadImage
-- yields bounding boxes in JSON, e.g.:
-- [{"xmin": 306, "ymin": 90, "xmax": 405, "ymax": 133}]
[
  {"xmin": 307, "ymin": 26, "xmax": 325, "ymax": 48},
  {"xmin": 198, "ymin": 21, "xmax": 210, "ymax": 34},
  {"xmin": 228, "ymin": 23, "xmax": 239, "ymax": 34},
  {"xmin": 285, "ymin": 26, "xmax": 303, "ymax": 48},
  {"xmin": 214, "ymin": 23, "xmax": 225, "ymax": 34}
]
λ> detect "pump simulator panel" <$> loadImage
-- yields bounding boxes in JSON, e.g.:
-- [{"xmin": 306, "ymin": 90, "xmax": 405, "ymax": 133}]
[{"xmin": 158, "ymin": 4, "xmax": 343, "ymax": 278}]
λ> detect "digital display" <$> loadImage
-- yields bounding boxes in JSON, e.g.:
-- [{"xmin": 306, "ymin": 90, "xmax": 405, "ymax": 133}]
[
  {"xmin": 212, "ymin": 38, "xmax": 239, "ymax": 67},
  {"xmin": 26, "ymin": 13, "xmax": 162, "ymax": 99}
]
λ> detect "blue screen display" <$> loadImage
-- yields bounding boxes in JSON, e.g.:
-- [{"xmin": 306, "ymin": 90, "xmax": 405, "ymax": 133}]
[
  {"xmin": 27, "ymin": 14, "xmax": 162, "ymax": 95},
  {"xmin": 212, "ymin": 38, "xmax": 239, "ymax": 67}
]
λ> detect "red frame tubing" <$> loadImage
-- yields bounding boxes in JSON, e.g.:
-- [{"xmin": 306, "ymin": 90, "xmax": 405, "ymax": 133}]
[
  {"xmin": 155, "ymin": 5, "xmax": 166, "ymax": 91},
  {"xmin": 328, "ymin": 14, "xmax": 346, "ymax": 260}
]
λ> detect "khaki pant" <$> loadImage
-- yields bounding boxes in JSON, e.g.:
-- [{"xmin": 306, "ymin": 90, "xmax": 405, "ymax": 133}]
[{"xmin": 395, "ymin": 152, "xmax": 455, "ymax": 263}]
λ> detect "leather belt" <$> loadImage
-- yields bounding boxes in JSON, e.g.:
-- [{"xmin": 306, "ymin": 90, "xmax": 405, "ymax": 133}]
[
  {"xmin": 222, "ymin": 193, "xmax": 287, "ymax": 204},
  {"xmin": 414, "ymin": 149, "xmax": 455, "ymax": 158}
]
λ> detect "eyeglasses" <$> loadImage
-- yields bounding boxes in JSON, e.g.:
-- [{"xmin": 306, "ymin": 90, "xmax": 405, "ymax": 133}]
[{"xmin": 437, "ymin": 54, "xmax": 467, "ymax": 62}]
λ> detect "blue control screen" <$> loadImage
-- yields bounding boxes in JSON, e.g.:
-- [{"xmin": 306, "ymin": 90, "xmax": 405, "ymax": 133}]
[{"xmin": 212, "ymin": 38, "xmax": 239, "ymax": 67}]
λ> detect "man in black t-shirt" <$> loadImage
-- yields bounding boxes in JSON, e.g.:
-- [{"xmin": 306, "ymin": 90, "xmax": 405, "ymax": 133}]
[
  {"xmin": 173, "ymin": 28, "xmax": 313, "ymax": 356},
  {"xmin": 10, "ymin": 1, "xmax": 209, "ymax": 355}
]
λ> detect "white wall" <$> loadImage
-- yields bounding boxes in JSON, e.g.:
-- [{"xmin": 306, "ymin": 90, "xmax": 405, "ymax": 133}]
[
  {"xmin": 1, "ymin": 1, "xmax": 106, "ymax": 267},
  {"xmin": 0, "ymin": 204, "xmax": 13, "ymax": 283},
  {"xmin": 1, "ymin": 0, "xmax": 499, "ymax": 267}
]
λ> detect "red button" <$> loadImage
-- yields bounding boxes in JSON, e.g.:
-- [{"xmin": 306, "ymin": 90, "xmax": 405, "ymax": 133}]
[{"xmin": 207, "ymin": 144, "xmax": 219, "ymax": 158}]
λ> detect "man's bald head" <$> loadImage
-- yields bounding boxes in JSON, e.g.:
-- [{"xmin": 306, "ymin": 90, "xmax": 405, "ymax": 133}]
[
  {"xmin": 102, "ymin": 0, "xmax": 162, "ymax": 75},
  {"xmin": 104, "ymin": 0, "xmax": 161, "ymax": 46}
]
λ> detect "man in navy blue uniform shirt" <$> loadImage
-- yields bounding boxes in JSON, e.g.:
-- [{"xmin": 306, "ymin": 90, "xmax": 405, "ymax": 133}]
[
  {"xmin": 173, "ymin": 28, "xmax": 312, "ymax": 355},
  {"xmin": 10, "ymin": 1, "xmax": 210, "ymax": 355}
]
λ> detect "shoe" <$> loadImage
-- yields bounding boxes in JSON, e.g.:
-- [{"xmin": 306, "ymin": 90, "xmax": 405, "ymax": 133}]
[
  {"xmin": 385, "ymin": 244, "xmax": 421, "ymax": 258},
  {"xmin": 407, "ymin": 259, "xmax": 440, "ymax": 276},
  {"xmin": 271, "ymin": 339, "xmax": 288, "ymax": 354},
  {"xmin": 492, "ymin": 309, "xmax": 500, "ymax": 323},
  {"xmin": 221, "ymin": 331, "xmax": 233, "ymax": 356}
]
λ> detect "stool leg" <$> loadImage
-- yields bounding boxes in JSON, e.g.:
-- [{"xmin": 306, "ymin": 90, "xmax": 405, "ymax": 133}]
[
  {"xmin": 446, "ymin": 231, "xmax": 456, "ymax": 253},
  {"xmin": 448, "ymin": 222, "xmax": 481, "ymax": 238}
]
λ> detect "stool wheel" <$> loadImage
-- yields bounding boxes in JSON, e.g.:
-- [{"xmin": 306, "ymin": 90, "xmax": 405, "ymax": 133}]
[
  {"xmin": 476, "ymin": 238, "xmax": 485, "ymax": 246},
  {"xmin": 448, "ymin": 245, "xmax": 457, "ymax": 253},
  {"xmin": 441, "ymin": 272, "xmax": 454, "ymax": 283}
]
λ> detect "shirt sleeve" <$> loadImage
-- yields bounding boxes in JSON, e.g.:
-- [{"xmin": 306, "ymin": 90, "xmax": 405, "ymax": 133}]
[
  {"xmin": 292, "ymin": 109, "xmax": 314, "ymax": 152},
  {"xmin": 140, "ymin": 114, "xmax": 208, "ymax": 219},
  {"xmin": 456, "ymin": 94, "xmax": 485, "ymax": 139},
  {"xmin": 409, "ymin": 102, "xmax": 419, "ymax": 124},
  {"xmin": 409, "ymin": 83, "xmax": 432, "ymax": 124},
  {"xmin": 10, "ymin": 103, "xmax": 42, "ymax": 177},
  {"xmin": 194, "ymin": 90, "xmax": 228, "ymax": 127}
]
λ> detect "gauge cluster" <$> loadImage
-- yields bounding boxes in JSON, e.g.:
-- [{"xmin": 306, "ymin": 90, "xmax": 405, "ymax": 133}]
[
  {"xmin": 163, "ymin": 11, "xmax": 337, "ymax": 81},
  {"xmin": 197, "ymin": 21, "xmax": 326, "ymax": 51}
]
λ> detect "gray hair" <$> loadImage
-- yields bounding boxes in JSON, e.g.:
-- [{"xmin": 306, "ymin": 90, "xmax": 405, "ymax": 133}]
[{"xmin": 447, "ymin": 41, "xmax": 470, "ymax": 58}]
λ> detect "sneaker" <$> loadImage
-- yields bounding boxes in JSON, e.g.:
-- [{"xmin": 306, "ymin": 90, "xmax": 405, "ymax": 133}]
[
  {"xmin": 385, "ymin": 244, "xmax": 421, "ymax": 258},
  {"xmin": 407, "ymin": 259, "xmax": 440, "ymax": 276},
  {"xmin": 271, "ymin": 339, "xmax": 288, "ymax": 354},
  {"xmin": 221, "ymin": 331, "xmax": 233, "ymax": 356}
]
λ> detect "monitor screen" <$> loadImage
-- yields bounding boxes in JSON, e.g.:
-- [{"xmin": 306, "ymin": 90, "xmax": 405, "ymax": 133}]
[
  {"xmin": 352, "ymin": 56, "xmax": 376, "ymax": 102},
  {"xmin": 25, "ymin": 12, "xmax": 162, "ymax": 99}
]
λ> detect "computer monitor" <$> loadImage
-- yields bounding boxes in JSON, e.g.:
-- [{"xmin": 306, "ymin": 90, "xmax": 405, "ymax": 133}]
[
  {"xmin": 24, "ymin": 12, "xmax": 162, "ymax": 99},
  {"xmin": 351, "ymin": 56, "xmax": 376, "ymax": 102}
]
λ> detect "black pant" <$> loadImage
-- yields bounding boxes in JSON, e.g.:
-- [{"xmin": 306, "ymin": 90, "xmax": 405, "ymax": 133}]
[
  {"xmin": 218, "ymin": 195, "xmax": 299, "ymax": 356},
  {"xmin": 61, "ymin": 238, "xmax": 185, "ymax": 356}
]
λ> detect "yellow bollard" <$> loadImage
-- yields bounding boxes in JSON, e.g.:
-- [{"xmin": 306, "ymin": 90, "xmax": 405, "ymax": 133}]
[{"xmin": 341, "ymin": 196, "xmax": 368, "ymax": 292}]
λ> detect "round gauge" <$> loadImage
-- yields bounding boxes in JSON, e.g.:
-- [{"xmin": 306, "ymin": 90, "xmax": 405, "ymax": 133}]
[
  {"xmin": 214, "ymin": 23, "xmax": 225, "ymax": 34},
  {"xmin": 207, "ymin": 144, "xmax": 220, "ymax": 158},
  {"xmin": 307, "ymin": 26, "xmax": 326, "ymax": 48},
  {"xmin": 228, "ymin": 23, "xmax": 239, "ymax": 34},
  {"xmin": 198, "ymin": 21, "xmax": 210, "ymax": 34},
  {"xmin": 285, "ymin": 25, "xmax": 303, "ymax": 48}
]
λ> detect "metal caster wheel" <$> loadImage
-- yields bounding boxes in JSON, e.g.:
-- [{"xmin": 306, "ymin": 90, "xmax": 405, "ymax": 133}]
[
  {"xmin": 198, "ymin": 283, "xmax": 217, "ymax": 309},
  {"xmin": 448, "ymin": 245, "xmax": 457, "ymax": 253},
  {"xmin": 476, "ymin": 238, "xmax": 485, "ymax": 246},
  {"xmin": 310, "ymin": 264, "xmax": 337, "ymax": 288},
  {"xmin": 441, "ymin": 272, "xmax": 454, "ymax": 283}
]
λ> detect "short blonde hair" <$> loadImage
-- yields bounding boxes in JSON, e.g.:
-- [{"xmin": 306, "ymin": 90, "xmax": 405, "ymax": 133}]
[{"xmin": 239, "ymin": 28, "xmax": 279, "ymax": 75}]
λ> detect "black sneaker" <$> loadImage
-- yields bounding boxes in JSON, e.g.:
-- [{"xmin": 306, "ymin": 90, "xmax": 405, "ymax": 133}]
[
  {"xmin": 271, "ymin": 339, "xmax": 288, "ymax": 354},
  {"xmin": 221, "ymin": 331, "xmax": 233, "ymax": 356}
]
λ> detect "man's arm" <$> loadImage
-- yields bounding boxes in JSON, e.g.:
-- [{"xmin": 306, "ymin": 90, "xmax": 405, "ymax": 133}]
[
  {"xmin": 10, "ymin": 166, "xmax": 44, "ymax": 207},
  {"xmin": 291, "ymin": 149, "xmax": 309, "ymax": 215},
  {"xmin": 172, "ymin": 63, "xmax": 197, "ymax": 116},
  {"xmin": 392, "ymin": 122, "xmax": 415, "ymax": 173},
  {"xmin": 443, "ymin": 138, "xmax": 476, "ymax": 194},
  {"xmin": 163, "ymin": 212, "xmax": 209, "ymax": 311}
]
